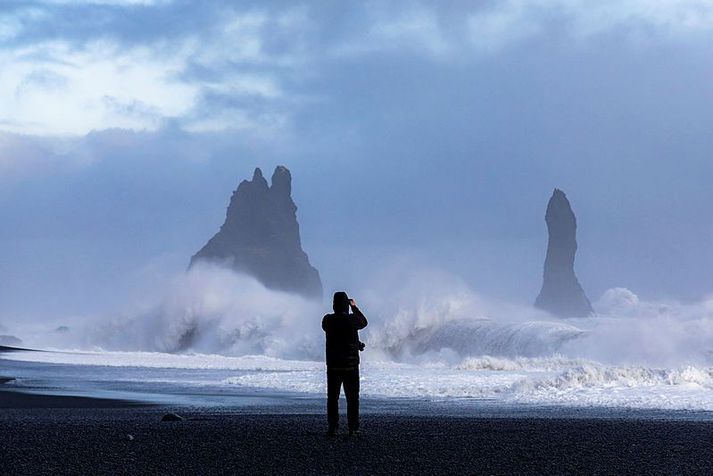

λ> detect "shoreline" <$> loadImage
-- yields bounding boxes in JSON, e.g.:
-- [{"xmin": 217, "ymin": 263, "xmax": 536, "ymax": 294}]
[
  {"xmin": 2, "ymin": 385, "xmax": 713, "ymax": 421},
  {"xmin": 0, "ymin": 345, "xmax": 38, "ymax": 353},
  {"xmin": 0, "ymin": 388, "xmax": 153, "ymax": 409},
  {"xmin": 4, "ymin": 348, "xmax": 713, "ymax": 417}
]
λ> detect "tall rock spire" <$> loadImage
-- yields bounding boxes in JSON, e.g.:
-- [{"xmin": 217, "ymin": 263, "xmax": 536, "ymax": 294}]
[
  {"xmin": 190, "ymin": 166, "xmax": 323, "ymax": 299},
  {"xmin": 535, "ymin": 189, "xmax": 593, "ymax": 317}
]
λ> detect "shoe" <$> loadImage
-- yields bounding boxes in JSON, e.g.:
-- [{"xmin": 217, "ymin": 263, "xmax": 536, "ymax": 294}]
[{"xmin": 348, "ymin": 429, "xmax": 361, "ymax": 437}]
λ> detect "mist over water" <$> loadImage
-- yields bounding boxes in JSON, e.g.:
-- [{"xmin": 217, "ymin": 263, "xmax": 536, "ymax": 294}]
[
  {"xmin": 7, "ymin": 262, "xmax": 713, "ymax": 367},
  {"xmin": 4, "ymin": 261, "xmax": 713, "ymax": 410}
]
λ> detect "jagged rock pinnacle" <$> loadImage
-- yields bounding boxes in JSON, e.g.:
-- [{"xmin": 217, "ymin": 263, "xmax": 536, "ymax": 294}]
[
  {"xmin": 534, "ymin": 189, "xmax": 594, "ymax": 317},
  {"xmin": 271, "ymin": 165, "xmax": 291, "ymax": 197},
  {"xmin": 190, "ymin": 165, "xmax": 322, "ymax": 299}
]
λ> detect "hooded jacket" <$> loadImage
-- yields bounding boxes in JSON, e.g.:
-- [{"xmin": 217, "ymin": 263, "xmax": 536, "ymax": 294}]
[{"xmin": 322, "ymin": 306, "xmax": 368, "ymax": 369}]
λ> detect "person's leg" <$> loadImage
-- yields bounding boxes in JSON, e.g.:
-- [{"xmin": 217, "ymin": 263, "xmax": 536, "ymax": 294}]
[
  {"xmin": 327, "ymin": 369, "xmax": 343, "ymax": 433},
  {"xmin": 343, "ymin": 367, "xmax": 360, "ymax": 433}
]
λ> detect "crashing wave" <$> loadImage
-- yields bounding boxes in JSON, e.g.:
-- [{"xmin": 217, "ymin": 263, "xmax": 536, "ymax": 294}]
[
  {"xmin": 513, "ymin": 364, "xmax": 713, "ymax": 393},
  {"xmin": 410, "ymin": 319, "xmax": 585, "ymax": 358},
  {"xmin": 457, "ymin": 355, "xmax": 586, "ymax": 371}
]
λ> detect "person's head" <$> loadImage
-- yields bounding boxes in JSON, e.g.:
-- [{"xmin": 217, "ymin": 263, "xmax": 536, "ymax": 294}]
[{"xmin": 333, "ymin": 291, "xmax": 350, "ymax": 314}]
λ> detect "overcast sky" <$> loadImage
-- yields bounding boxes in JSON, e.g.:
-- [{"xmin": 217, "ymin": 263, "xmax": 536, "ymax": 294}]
[{"xmin": 1, "ymin": 0, "xmax": 713, "ymax": 320}]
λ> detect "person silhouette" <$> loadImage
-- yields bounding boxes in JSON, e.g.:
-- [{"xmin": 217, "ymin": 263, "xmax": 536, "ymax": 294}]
[{"xmin": 322, "ymin": 291, "xmax": 368, "ymax": 437}]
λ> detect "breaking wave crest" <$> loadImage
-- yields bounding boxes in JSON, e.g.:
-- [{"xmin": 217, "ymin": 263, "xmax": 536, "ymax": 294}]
[
  {"xmin": 514, "ymin": 364, "xmax": 713, "ymax": 392},
  {"xmin": 14, "ymin": 265, "xmax": 713, "ymax": 369},
  {"xmin": 7, "ymin": 264, "xmax": 713, "ymax": 409}
]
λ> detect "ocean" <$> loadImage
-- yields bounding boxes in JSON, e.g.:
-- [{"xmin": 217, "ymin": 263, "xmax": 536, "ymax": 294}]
[{"xmin": 2, "ymin": 267, "xmax": 713, "ymax": 415}]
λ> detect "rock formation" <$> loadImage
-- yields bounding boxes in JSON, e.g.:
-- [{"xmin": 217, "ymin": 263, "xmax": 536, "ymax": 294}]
[
  {"xmin": 190, "ymin": 166, "xmax": 322, "ymax": 298},
  {"xmin": 535, "ymin": 189, "xmax": 594, "ymax": 317},
  {"xmin": 0, "ymin": 335, "xmax": 23, "ymax": 346}
]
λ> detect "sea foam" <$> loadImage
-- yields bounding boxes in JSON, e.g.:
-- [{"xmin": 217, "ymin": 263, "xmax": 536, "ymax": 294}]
[{"xmin": 5, "ymin": 265, "xmax": 713, "ymax": 410}]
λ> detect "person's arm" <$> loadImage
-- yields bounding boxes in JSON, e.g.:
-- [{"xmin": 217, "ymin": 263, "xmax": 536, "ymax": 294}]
[
  {"xmin": 322, "ymin": 314, "xmax": 329, "ymax": 332},
  {"xmin": 348, "ymin": 300, "xmax": 368, "ymax": 330}
]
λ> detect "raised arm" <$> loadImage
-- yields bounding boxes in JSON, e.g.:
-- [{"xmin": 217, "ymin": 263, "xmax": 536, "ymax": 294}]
[{"xmin": 349, "ymin": 304, "xmax": 368, "ymax": 330}]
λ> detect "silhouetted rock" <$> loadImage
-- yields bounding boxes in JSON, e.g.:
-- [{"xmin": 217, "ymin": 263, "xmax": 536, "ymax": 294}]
[
  {"xmin": 0, "ymin": 335, "xmax": 22, "ymax": 346},
  {"xmin": 190, "ymin": 166, "xmax": 322, "ymax": 298},
  {"xmin": 535, "ymin": 189, "xmax": 594, "ymax": 317},
  {"xmin": 161, "ymin": 413, "xmax": 184, "ymax": 422}
]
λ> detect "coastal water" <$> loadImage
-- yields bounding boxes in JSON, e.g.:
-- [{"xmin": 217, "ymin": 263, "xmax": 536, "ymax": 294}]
[
  {"xmin": 2, "ymin": 348, "xmax": 713, "ymax": 418},
  {"xmin": 2, "ymin": 266, "xmax": 713, "ymax": 415}
]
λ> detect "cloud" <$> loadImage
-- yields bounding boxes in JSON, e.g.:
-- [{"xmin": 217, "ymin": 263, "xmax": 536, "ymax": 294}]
[
  {"xmin": 557, "ymin": 0, "xmax": 713, "ymax": 37},
  {"xmin": 0, "ymin": 131, "xmax": 93, "ymax": 179},
  {"xmin": 37, "ymin": 0, "xmax": 172, "ymax": 5},
  {"xmin": 466, "ymin": 2, "xmax": 544, "ymax": 53},
  {"xmin": 328, "ymin": 4, "xmax": 451, "ymax": 59},
  {"xmin": 0, "ymin": 4, "xmax": 302, "ymax": 135},
  {"xmin": 465, "ymin": 0, "xmax": 713, "ymax": 51},
  {"xmin": 2, "ymin": 1, "xmax": 713, "ymax": 137},
  {"xmin": 0, "ymin": 40, "xmax": 200, "ymax": 134}
]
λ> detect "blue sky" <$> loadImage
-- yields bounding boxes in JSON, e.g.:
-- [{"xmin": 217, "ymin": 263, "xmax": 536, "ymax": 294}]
[{"xmin": 1, "ymin": 0, "xmax": 713, "ymax": 319}]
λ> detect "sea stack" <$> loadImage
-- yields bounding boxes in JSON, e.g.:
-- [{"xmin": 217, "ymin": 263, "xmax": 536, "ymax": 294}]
[
  {"xmin": 190, "ymin": 166, "xmax": 323, "ymax": 299},
  {"xmin": 534, "ymin": 189, "xmax": 593, "ymax": 317}
]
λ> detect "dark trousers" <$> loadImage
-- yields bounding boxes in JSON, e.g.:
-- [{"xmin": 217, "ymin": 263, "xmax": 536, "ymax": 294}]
[{"xmin": 327, "ymin": 367, "xmax": 360, "ymax": 431}]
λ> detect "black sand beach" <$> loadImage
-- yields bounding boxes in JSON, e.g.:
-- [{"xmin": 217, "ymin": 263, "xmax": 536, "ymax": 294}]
[{"xmin": 1, "ymin": 391, "xmax": 713, "ymax": 476}]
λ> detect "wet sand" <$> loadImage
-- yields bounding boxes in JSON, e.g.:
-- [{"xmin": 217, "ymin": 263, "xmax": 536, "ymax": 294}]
[
  {"xmin": 1, "ymin": 400, "xmax": 713, "ymax": 475},
  {"xmin": 0, "ymin": 389, "xmax": 149, "ymax": 409}
]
